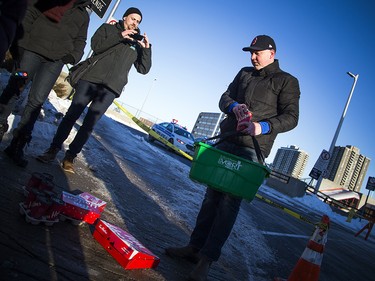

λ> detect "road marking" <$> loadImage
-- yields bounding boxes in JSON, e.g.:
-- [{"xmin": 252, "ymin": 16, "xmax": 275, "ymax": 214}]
[{"xmin": 260, "ymin": 231, "xmax": 310, "ymax": 239}]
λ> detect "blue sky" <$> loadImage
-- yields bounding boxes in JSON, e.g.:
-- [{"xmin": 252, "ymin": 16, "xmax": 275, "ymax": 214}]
[{"xmin": 83, "ymin": 0, "xmax": 375, "ymax": 195}]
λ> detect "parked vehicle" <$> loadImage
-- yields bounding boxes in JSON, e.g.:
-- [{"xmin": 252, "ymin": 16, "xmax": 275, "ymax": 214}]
[{"xmin": 148, "ymin": 122, "xmax": 195, "ymax": 155}]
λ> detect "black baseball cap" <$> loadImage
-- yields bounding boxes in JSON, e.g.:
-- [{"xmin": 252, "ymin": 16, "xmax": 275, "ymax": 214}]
[{"xmin": 243, "ymin": 35, "xmax": 276, "ymax": 52}]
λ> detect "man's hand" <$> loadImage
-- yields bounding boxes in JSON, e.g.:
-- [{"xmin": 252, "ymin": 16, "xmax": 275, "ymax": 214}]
[
  {"xmin": 138, "ymin": 33, "xmax": 150, "ymax": 48},
  {"xmin": 121, "ymin": 30, "xmax": 150, "ymax": 48},
  {"xmin": 232, "ymin": 103, "xmax": 249, "ymax": 120},
  {"xmin": 121, "ymin": 29, "xmax": 138, "ymax": 40},
  {"xmin": 235, "ymin": 106, "xmax": 253, "ymax": 131},
  {"xmin": 62, "ymin": 54, "xmax": 75, "ymax": 64},
  {"xmin": 240, "ymin": 121, "xmax": 262, "ymax": 136}
]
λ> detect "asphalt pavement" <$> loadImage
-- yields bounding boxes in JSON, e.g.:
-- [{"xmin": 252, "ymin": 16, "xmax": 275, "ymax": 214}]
[{"xmin": 0, "ymin": 120, "xmax": 374, "ymax": 281}]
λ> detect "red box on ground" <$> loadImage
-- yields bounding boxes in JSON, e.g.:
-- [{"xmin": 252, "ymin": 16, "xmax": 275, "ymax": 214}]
[
  {"xmin": 60, "ymin": 191, "xmax": 105, "ymax": 224},
  {"xmin": 78, "ymin": 192, "xmax": 107, "ymax": 212},
  {"xmin": 93, "ymin": 219, "xmax": 160, "ymax": 270}
]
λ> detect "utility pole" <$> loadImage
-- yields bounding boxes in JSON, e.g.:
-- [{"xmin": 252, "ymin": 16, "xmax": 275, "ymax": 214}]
[{"xmin": 314, "ymin": 72, "xmax": 359, "ymax": 193}]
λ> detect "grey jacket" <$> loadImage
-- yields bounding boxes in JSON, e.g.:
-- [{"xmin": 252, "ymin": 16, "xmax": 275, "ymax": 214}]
[
  {"xmin": 18, "ymin": 0, "xmax": 90, "ymax": 64},
  {"xmin": 81, "ymin": 21, "xmax": 152, "ymax": 96},
  {"xmin": 219, "ymin": 60, "xmax": 300, "ymax": 157}
]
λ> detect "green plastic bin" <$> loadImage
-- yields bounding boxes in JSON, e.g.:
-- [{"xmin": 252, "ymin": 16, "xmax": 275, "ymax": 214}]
[{"xmin": 189, "ymin": 142, "xmax": 271, "ymax": 201}]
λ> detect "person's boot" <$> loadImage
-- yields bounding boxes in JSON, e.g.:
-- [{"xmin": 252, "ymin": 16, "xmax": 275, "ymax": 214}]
[
  {"xmin": 188, "ymin": 255, "xmax": 212, "ymax": 281},
  {"xmin": 4, "ymin": 134, "xmax": 31, "ymax": 167},
  {"xmin": 0, "ymin": 122, "xmax": 9, "ymax": 143},
  {"xmin": 37, "ymin": 146, "xmax": 60, "ymax": 163},
  {"xmin": 165, "ymin": 245, "xmax": 201, "ymax": 263},
  {"xmin": 62, "ymin": 153, "xmax": 75, "ymax": 174}
]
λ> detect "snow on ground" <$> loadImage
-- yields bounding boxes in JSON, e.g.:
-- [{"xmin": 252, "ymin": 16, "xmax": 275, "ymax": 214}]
[
  {"xmin": 0, "ymin": 70, "xmax": 371, "ymax": 280},
  {"xmin": 0, "ymin": 69, "xmax": 368, "ymax": 233}
]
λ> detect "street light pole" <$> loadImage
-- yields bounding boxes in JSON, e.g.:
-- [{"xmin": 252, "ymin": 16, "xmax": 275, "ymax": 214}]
[
  {"xmin": 327, "ymin": 72, "xmax": 359, "ymax": 153},
  {"xmin": 86, "ymin": 0, "xmax": 122, "ymax": 59},
  {"xmin": 314, "ymin": 72, "xmax": 359, "ymax": 193},
  {"xmin": 138, "ymin": 78, "xmax": 157, "ymax": 118}
]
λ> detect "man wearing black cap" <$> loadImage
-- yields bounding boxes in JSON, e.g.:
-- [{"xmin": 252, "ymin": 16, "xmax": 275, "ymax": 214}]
[
  {"xmin": 37, "ymin": 7, "xmax": 152, "ymax": 173},
  {"xmin": 166, "ymin": 35, "xmax": 300, "ymax": 281}
]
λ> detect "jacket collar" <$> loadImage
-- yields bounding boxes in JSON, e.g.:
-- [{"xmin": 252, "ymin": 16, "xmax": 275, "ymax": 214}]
[
  {"xmin": 118, "ymin": 20, "xmax": 126, "ymax": 31},
  {"xmin": 255, "ymin": 59, "xmax": 280, "ymax": 76}
]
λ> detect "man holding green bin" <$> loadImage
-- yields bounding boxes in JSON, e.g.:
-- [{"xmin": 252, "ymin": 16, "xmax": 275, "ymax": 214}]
[{"xmin": 166, "ymin": 35, "xmax": 300, "ymax": 281}]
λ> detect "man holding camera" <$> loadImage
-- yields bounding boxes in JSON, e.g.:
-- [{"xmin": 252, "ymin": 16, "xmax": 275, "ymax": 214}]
[
  {"xmin": 37, "ymin": 7, "xmax": 152, "ymax": 173},
  {"xmin": 166, "ymin": 35, "xmax": 300, "ymax": 281}
]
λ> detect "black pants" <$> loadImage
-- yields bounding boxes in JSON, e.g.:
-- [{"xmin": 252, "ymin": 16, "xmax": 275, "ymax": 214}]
[
  {"xmin": 189, "ymin": 141, "xmax": 258, "ymax": 261},
  {"xmin": 51, "ymin": 80, "xmax": 116, "ymax": 157},
  {"xmin": 0, "ymin": 50, "xmax": 63, "ymax": 133}
]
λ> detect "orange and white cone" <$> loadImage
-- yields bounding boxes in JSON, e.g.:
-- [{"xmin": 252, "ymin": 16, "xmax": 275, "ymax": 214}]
[{"xmin": 275, "ymin": 215, "xmax": 330, "ymax": 281}]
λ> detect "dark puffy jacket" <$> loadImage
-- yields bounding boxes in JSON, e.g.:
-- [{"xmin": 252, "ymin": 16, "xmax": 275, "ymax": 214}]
[
  {"xmin": 18, "ymin": 0, "xmax": 90, "ymax": 64},
  {"xmin": 80, "ymin": 21, "xmax": 152, "ymax": 96},
  {"xmin": 219, "ymin": 60, "xmax": 300, "ymax": 157}
]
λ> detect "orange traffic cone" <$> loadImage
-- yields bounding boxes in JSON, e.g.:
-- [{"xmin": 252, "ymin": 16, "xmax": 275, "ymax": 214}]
[{"xmin": 274, "ymin": 215, "xmax": 330, "ymax": 281}]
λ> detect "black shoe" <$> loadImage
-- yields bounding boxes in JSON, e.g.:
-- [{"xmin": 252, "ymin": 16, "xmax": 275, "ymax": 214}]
[
  {"xmin": 4, "ymin": 146, "xmax": 28, "ymax": 167},
  {"xmin": 165, "ymin": 245, "xmax": 201, "ymax": 263},
  {"xmin": 188, "ymin": 255, "xmax": 212, "ymax": 281},
  {"xmin": 0, "ymin": 122, "xmax": 9, "ymax": 143},
  {"xmin": 37, "ymin": 146, "xmax": 60, "ymax": 163},
  {"xmin": 4, "ymin": 134, "xmax": 31, "ymax": 167}
]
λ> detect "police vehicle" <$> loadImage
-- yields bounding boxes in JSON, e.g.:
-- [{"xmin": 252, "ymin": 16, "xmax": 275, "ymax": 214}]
[{"xmin": 148, "ymin": 122, "xmax": 195, "ymax": 155}]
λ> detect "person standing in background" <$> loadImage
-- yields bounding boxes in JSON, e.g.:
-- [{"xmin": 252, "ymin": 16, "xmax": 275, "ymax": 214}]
[
  {"xmin": 0, "ymin": 0, "xmax": 91, "ymax": 167},
  {"xmin": 0, "ymin": 0, "xmax": 27, "ymax": 62},
  {"xmin": 0, "ymin": 0, "xmax": 28, "ymax": 141},
  {"xmin": 37, "ymin": 7, "xmax": 152, "ymax": 174}
]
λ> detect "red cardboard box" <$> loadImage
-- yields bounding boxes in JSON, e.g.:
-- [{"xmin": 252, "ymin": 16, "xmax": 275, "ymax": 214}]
[
  {"xmin": 78, "ymin": 192, "xmax": 107, "ymax": 212},
  {"xmin": 93, "ymin": 219, "xmax": 160, "ymax": 270},
  {"xmin": 60, "ymin": 191, "xmax": 105, "ymax": 224}
]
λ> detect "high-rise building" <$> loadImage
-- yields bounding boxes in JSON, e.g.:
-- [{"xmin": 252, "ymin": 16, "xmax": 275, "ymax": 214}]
[
  {"xmin": 272, "ymin": 145, "xmax": 309, "ymax": 179},
  {"xmin": 191, "ymin": 112, "xmax": 225, "ymax": 139},
  {"xmin": 325, "ymin": 145, "xmax": 370, "ymax": 192}
]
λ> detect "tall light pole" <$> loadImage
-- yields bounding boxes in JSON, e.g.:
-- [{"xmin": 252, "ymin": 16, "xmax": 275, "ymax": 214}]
[
  {"xmin": 86, "ymin": 0, "xmax": 122, "ymax": 59},
  {"xmin": 138, "ymin": 78, "xmax": 157, "ymax": 118},
  {"xmin": 314, "ymin": 72, "xmax": 359, "ymax": 193}
]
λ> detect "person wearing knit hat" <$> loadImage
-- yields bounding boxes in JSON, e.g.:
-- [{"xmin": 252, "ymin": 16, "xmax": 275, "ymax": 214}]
[
  {"xmin": 37, "ymin": 6, "xmax": 152, "ymax": 173},
  {"xmin": 123, "ymin": 7, "xmax": 142, "ymax": 23},
  {"xmin": 120, "ymin": 7, "xmax": 146, "ymax": 43}
]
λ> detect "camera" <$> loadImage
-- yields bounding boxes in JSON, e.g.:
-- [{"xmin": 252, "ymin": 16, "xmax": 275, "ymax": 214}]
[{"xmin": 129, "ymin": 33, "xmax": 144, "ymax": 41}]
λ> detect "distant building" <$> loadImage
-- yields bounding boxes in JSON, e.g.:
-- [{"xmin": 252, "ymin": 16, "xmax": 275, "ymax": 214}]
[
  {"xmin": 325, "ymin": 145, "xmax": 370, "ymax": 192},
  {"xmin": 271, "ymin": 145, "xmax": 309, "ymax": 179},
  {"xmin": 191, "ymin": 112, "xmax": 225, "ymax": 139}
]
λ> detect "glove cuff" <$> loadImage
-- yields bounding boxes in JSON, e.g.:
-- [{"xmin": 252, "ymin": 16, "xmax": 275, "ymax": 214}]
[{"xmin": 259, "ymin": 121, "xmax": 270, "ymax": 134}]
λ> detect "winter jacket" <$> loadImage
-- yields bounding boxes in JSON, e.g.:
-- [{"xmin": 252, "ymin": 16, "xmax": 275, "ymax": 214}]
[
  {"xmin": 219, "ymin": 59, "xmax": 300, "ymax": 158},
  {"xmin": 17, "ymin": 0, "xmax": 90, "ymax": 64},
  {"xmin": 80, "ymin": 21, "xmax": 152, "ymax": 96}
]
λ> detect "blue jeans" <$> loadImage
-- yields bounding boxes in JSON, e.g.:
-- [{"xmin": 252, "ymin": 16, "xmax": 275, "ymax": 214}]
[
  {"xmin": 189, "ymin": 141, "xmax": 258, "ymax": 261},
  {"xmin": 6, "ymin": 50, "xmax": 64, "ymax": 136},
  {"xmin": 50, "ymin": 80, "xmax": 116, "ymax": 157}
]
